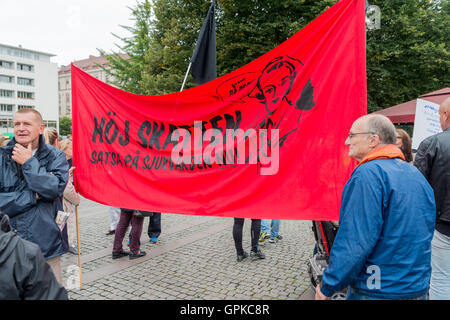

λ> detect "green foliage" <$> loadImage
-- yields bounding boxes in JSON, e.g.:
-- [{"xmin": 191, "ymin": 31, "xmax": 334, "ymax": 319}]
[
  {"xmin": 98, "ymin": 0, "xmax": 152, "ymax": 94},
  {"xmin": 366, "ymin": 0, "xmax": 450, "ymax": 113},
  {"xmin": 103, "ymin": 0, "xmax": 449, "ymax": 113},
  {"xmin": 59, "ymin": 117, "xmax": 72, "ymax": 136}
]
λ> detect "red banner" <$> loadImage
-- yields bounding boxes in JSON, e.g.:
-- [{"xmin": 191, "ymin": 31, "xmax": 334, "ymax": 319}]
[{"xmin": 72, "ymin": 0, "xmax": 366, "ymax": 220}]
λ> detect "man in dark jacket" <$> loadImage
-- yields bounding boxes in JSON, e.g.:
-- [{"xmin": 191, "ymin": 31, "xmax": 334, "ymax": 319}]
[
  {"xmin": 0, "ymin": 108, "xmax": 69, "ymax": 284},
  {"xmin": 0, "ymin": 213, "xmax": 68, "ymax": 300},
  {"xmin": 316, "ymin": 114, "xmax": 435, "ymax": 300},
  {"xmin": 414, "ymin": 97, "xmax": 450, "ymax": 300}
]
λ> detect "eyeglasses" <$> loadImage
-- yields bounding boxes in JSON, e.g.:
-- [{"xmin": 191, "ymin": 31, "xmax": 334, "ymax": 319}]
[{"xmin": 348, "ymin": 132, "xmax": 375, "ymax": 139}]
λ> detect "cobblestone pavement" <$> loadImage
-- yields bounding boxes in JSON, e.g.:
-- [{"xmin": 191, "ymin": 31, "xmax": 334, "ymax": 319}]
[{"xmin": 61, "ymin": 197, "xmax": 316, "ymax": 300}]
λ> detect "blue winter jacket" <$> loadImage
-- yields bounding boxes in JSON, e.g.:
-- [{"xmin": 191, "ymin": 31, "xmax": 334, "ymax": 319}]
[
  {"xmin": 0, "ymin": 136, "xmax": 69, "ymax": 259},
  {"xmin": 321, "ymin": 158, "xmax": 435, "ymax": 299}
]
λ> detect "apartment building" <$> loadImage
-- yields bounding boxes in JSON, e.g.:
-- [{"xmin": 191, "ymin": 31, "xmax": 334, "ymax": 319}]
[
  {"xmin": 0, "ymin": 43, "xmax": 58, "ymax": 135},
  {"xmin": 58, "ymin": 54, "xmax": 128, "ymax": 118}
]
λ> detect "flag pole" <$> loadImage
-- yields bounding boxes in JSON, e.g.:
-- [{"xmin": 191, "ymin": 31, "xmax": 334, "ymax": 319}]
[
  {"xmin": 180, "ymin": 62, "xmax": 192, "ymax": 92},
  {"xmin": 75, "ymin": 204, "xmax": 83, "ymax": 289}
]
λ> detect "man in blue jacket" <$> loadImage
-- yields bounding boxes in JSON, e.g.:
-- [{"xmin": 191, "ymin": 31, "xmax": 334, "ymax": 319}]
[
  {"xmin": 315, "ymin": 114, "xmax": 436, "ymax": 300},
  {"xmin": 0, "ymin": 108, "xmax": 69, "ymax": 285}
]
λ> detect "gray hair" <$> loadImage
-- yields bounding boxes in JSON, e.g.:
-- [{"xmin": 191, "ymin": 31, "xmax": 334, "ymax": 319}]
[{"xmin": 365, "ymin": 114, "xmax": 397, "ymax": 145}]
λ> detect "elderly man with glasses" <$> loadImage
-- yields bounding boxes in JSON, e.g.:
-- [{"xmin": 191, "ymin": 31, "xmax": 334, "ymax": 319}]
[{"xmin": 315, "ymin": 114, "xmax": 436, "ymax": 300}]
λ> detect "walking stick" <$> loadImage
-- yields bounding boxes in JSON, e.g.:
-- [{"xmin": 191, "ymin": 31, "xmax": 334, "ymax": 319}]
[{"xmin": 75, "ymin": 204, "xmax": 83, "ymax": 289}]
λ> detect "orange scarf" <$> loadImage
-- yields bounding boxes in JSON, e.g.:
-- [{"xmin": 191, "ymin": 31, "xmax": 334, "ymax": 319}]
[{"xmin": 357, "ymin": 144, "xmax": 405, "ymax": 167}]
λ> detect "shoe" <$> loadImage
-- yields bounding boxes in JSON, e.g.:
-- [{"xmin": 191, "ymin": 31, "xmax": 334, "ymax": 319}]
[
  {"xmin": 268, "ymin": 235, "xmax": 283, "ymax": 243},
  {"xmin": 105, "ymin": 230, "xmax": 115, "ymax": 235},
  {"xmin": 129, "ymin": 251, "xmax": 146, "ymax": 260},
  {"xmin": 112, "ymin": 250, "xmax": 130, "ymax": 259},
  {"xmin": 237, "ymin": 251, "xmax": 248, "ymax": 262},
  {"xmin": 150, "ymin": 238, "xmax": 158, "ymax": 244},
  {"xmin": 259, "ymin": 232, "xmax": 270, "ymax": 243},
  {"xmin": 250, "ymin": 249, "xmax": 265, "ymax": 261}
]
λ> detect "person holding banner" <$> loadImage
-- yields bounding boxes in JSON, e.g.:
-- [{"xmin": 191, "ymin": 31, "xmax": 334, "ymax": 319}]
[
  {"xmin": 59, "ymin": 139, "xmax": 80, "ymax": 255},
  {"xmin": 0, "ymin": 109, "xmax": 69, "ymax": 285},
  {"xmin": 315, "ymin": 114, "xmax": 435, "ymax": 300},
  {"xmin": 414, "ymin": 97, "xmax": 450, "ymax": 300},
  {"xmin": 112, "ymin": 209, "xmax": 146, "ymax": 260}
]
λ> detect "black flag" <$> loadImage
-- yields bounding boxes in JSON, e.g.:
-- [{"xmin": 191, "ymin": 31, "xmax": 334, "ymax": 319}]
[{"xmin": 190, "ymin": 0, "xmax": 216, "ymax": 85}]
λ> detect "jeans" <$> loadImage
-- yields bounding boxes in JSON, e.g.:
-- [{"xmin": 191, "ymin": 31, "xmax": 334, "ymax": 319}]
[
  {"xmin": 429, "ymin": 230, "xmax": 450, "ymax": 300},
  {"xmin": 261, "ymin": 219, "xmax": 280, "ymax": 239},
  {"xmin": 346, "ymin": 287, "xmax": 428, "ymax": 300},
  {"xmin": 147, "ymin": 212, "xmax": 162, "ymax": 239}
]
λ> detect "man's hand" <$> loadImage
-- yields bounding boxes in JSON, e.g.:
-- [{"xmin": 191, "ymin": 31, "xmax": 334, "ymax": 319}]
[
  {"xmin": 12, "ymin": 143, "xmax": 33, "ymax": 165},
  {"xmin": 315, "ymin": 283, "xmax": 331, "ymax": 300}
]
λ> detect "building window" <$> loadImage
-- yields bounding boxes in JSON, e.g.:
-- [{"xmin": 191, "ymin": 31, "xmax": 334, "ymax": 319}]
[
  {"xmin": 0, "ymin": 104, "xmax": 14, "ymax": 112},
  {"xmin": 66, "ymin": 93, "xmax": 70, "ymax": 104},
  {"xmin": 18, "ymin": 105, "xmax": 34, "ymax": 110},
  {"xmin": 0, "ymin": 90, "xmax": 14, "ymax": 98},
  {"xmin": 0, "ymin": 118, "xmax": 14, "ymax": 129},
  {"xmin": 17, "ymin": 77, "xmax": 34, "ymax": 86},
  {"xmin": 44, "ymin": 120, "xmax": 57, "ymax": 128},
  {"xmin": 66, "ymin": 80, "xmax": 70, "ymax": 89},
  {"xmin": 0, "ymin": 60, "xmax": 14, "ymax": 69},
  {"xmin": 17, "ymin": 91, "xmax": 35, "ymax": 99},
  {"xmin": 0, "ymin": 75, "xmax": 14, "ymax": 83},
  {"xmin": 17, "ymin": 63, "xmax": 34, "ymax": 72}
]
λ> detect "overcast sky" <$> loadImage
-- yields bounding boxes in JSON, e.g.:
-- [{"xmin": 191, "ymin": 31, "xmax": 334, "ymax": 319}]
[{"xmin": 0, "ymin": 0, "xmax": 140, "ymax": 67}]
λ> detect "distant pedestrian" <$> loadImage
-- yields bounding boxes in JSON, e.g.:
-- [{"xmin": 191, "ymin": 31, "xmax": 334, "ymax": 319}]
[
  {"xmin": 414, "ymin": 97, "xmax": 450, "ymax": 300},
  {"xmin": 106, "ymin": 207, "xmax": 121, "ymax": 235},
  {"xmin": 396, "ymin": 129, "xmax": 413, "ymax": 163},
  {"xmin": 59, "ymin": 139, "xmax": 80, "ymax": 255},
  {"xmin": 259, "ymin": 219, "xmax": 283, "ymax": 244},
  {"xmin": 148, "ymin": 212, "xmax": 161, "ymax": 244},
  {"xmin": 112, "ymin": 209, "xmax": 146, "ymax": 260},
  {"xmin": 233, "ymin": 218, "xmax": 265, "ymax": 262}
]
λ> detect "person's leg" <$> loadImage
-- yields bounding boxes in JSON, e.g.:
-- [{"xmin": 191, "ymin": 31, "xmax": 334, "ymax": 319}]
[
  {"xmin": 261, "ymin": 219, "xmax": 270, "ymax": 234},
  {"xmin": 250, "ymin": 219, "xmax": 261, "ymax": 252},
  {"xmin": 129, "ymin": 214, "xmax": 145, "ymax": 255},
  {"xmin": 107, "ymin": 207, "xmax": 120, "ymax": 234},
  {"xmin": 233, "ymin": 218, "xmax": 245, "ymax": 255},
  {"xmin": 46, "ymin": 256, "xmax": 63, "ymax": 285},
  {"xmin": 112, "ymin": 210, "xmax": 132, "ymax": 253},
  {"xmin": 67, "ymin": 210, "xmax": 76, "ymax": 248},
  {"xmin": 148, "ymin": 212, "xmax": 161, "ymax": 239},
  {"xmin": 429, "ymin": 230, "xmax": 450, "ymax": 300},
  {"xmin": 250, "ymin": 219, "xmax": 265, "ymax": 260},
  {"xmin": 270, "ymin": 220, "xmax": 281, "ymax": 239}
]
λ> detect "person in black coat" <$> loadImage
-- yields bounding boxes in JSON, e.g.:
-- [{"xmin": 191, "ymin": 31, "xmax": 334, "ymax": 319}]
[{"xmin": 0, "ymin": 213, "xmax": 68, "ymax": 300}]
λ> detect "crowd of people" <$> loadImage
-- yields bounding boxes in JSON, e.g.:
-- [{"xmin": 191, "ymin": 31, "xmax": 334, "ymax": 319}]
[{"xmin": 0, "ymin": 98, "xmax": 449, "ymax": 300}]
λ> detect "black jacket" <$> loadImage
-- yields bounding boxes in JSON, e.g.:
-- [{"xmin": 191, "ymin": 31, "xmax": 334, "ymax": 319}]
[
  {"xmin": 414, "ymin": 127, "xmax": 450, "ymax": 235},
  {"xmin": 0, "ymin": 213, "xmax": 68, "ymax": 300},
  {"xmin": 0, "ymin": 135, "xmax": 69, "ymax": 259}
]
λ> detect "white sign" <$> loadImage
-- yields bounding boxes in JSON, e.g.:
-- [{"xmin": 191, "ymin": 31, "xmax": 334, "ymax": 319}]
[{"xmin": 412, "ymin": 99, "xmax": 442, "ymax": 150}]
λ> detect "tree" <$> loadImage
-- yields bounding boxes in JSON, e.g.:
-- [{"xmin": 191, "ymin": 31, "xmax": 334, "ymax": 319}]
[
  {"xmin": 139, "ymin": 0, "xmax": 336, "ymax": 95},
  {"xmin": 105, "ymin": 0, "xmax": 449, "ymax": 113},
  {"xmin": 59, "ymin": 117, "xmax": 72, "ymax": 136},
  {"xmin": 366, "ymin": 0, "xmax": 449, "ymax": 112},
  {"xmin": 98, "ymin": 0, "xmax": 152, "ymax": 94}
]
